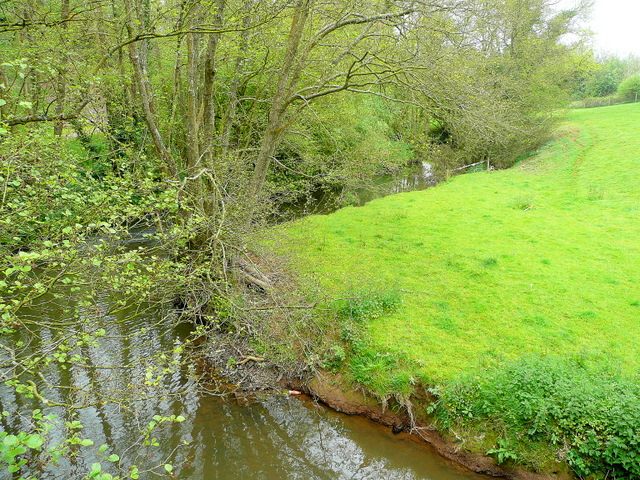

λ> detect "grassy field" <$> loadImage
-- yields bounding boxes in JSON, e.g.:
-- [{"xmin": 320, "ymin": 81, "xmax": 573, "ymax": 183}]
[{"xmin": 271, "ymin": 102, "xmax": 640, "ymax": 388}]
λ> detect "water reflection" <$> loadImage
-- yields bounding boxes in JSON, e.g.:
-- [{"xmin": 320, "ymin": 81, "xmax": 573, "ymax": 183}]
[{"xmin": 184, "ymin": 395, "xmax": 481, "ymax": 480}]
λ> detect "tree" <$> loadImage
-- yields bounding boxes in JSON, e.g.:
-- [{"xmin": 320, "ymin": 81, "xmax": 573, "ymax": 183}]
[
  {"xmin": 390, "ymin": 0, "xmax": 591, "ymax": 171},
  {"xmin": 584, "ymin": 56, "xmax": 625, "ymax": 97},
  {"xmin": 617, "ymin": 75, "xmax": 640, "ymax": 102}
]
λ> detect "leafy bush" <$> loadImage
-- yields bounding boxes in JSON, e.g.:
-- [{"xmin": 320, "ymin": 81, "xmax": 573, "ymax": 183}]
[
  {"xmin": 617, "ymin": 76, "xmax": 640, "ymax": 102},
  {"xmin": 322, "ymin": 345, "xmax": 347, "ymax": 371},
  {"xmin": 433, "ymin": 356, "xmax": 640, "ymax": 478}
]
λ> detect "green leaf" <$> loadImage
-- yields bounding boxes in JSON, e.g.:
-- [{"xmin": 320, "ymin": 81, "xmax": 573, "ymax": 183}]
[
  {"xmin": 0, "ymin": 99, "xmax": 6, "ymax": 106},
  {"xmin": 98, "ymin": 444, "xmax": 108, "ymax": 453},
  {"xmin": 24, "ymin": 434, "xmax": 44, "ymax": 449},
  {"xmin": 18, "ymin": 251, "xmax": 40, "ymax": 260},
  {"xmin": 8, "ymin": 446, "xmax": 26, "ymax": 457},
  {"xmin": 90, "ymin": 462, "xmax": 102, "ymax": 476},
  {"xmin": 163, "ymin": 463, "xmax": 173, "ymax": 473},
  {"xmin": 107, "ymin": 454, "xmax": 119, "ymax": 462}
]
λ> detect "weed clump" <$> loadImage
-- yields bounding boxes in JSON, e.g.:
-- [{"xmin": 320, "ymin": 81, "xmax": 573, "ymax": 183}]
[
  {"xmin": 328, "ymin": 289, "xmax": 414, "ymax": 395},
  {"xmin": 333, "ymin": 288, "xmax": 402, "ymax": 322}
]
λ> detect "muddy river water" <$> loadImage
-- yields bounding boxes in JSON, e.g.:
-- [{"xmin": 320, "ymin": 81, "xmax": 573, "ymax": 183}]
[{"xmin": 1, "ymin": 294, "xmax": 485, "ymax": 479}]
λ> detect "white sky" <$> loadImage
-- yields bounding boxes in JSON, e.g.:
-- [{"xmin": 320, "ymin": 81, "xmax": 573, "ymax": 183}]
[{"xmin": 587, "ymin": 0, "xmax": 640, "ymax": 57}]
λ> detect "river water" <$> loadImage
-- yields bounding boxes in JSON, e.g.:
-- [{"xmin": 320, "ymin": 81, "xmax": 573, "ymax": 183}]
[
  {"xmin": 278, "ymin": 162, "xmax": 436, "ymax": 220},
  {"xmin": 0, "ymin": 166, "xmax": 489, "ymax": 480},
  {"xmin": 1, "ymin": 293, "xmax": 484, "ymax": 480}
]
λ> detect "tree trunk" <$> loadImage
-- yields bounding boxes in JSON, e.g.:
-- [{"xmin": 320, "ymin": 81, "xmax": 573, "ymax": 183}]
[
  {"xmin": 249, "ymin": 0, "xmax": 310, "ymax": 202},
  {"xmin": 221, "ymin": 5, "xmax": 252, "ymax": 157},
  {"xmin": 54, "ymin": 0, "xmax": 70, "ymax": 136},
  {"xmin": 185, "ymin": 29, "xmax": 201, "ymax": 171},
  {"xmin": 124, "ymin": 0, "xmax": 178, "ymax": 177},
  {"xmin": 201, "ymin": 0, "xmax": 226, "ymax": 163}
]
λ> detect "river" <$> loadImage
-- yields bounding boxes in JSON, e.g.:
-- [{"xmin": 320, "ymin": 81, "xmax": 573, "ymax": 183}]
[
  {"xmin": 278, "ymin": 161, "xmax": 436, "ymax": 220},
  {"xmin": 0, "ymin": 167, "xmax": 491, "ymax": 480},
  {"xmin": 0, "ymin": 300, "xmax": 483, "ymax": 479}
]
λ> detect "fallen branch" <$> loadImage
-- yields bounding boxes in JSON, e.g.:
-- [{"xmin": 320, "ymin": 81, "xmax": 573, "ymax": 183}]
[
  {"xmin": 239, "ymin": 271, "xmax": 272, "ymax": 292},
  {"xmin": 453, "ymin": 160, "xmax": 485, "ymax": 171}
]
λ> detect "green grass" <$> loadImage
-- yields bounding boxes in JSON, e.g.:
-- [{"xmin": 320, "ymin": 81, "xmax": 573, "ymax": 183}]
[{"xmin": 271, "ymin": 102, "xmax": 640, "ymax": 386}]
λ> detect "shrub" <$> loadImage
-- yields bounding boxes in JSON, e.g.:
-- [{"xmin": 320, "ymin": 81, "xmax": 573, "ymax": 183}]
[
  {"xmin": 433, "ymin": 356, "xmax": 640, "ymax": 478},
  {"xmin": 617, "ymin": 76, "xmax": 640, "ymax": 102}
]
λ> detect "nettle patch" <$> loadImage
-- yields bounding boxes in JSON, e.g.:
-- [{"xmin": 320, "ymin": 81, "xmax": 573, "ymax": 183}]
[{"xmin": 433, "ymin": 356, "xmax": 640, "ymax": 478}]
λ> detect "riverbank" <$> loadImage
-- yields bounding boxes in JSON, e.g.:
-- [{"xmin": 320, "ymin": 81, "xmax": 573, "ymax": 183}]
[
  {"xmin": 248, "ymin": 102, "xmax": 640, "ymax": 478},
  {"xmin": 296, "ymin": 373, "xmax": 570, "ymax": 480},
  {"xmin": 203, "ymin": 338, "xmax": 568, "ymax": 479}
]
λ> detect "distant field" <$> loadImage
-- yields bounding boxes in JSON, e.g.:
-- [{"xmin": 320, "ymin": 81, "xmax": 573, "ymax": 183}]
[{"xmin": 271, "ymin": 102, "xmax": 640, "ymax": 388}]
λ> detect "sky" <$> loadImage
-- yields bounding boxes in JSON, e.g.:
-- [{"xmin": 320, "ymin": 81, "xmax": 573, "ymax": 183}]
[{"xmin": 587, "ymin": 0, "xmax": 640, "ymax": 57}]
